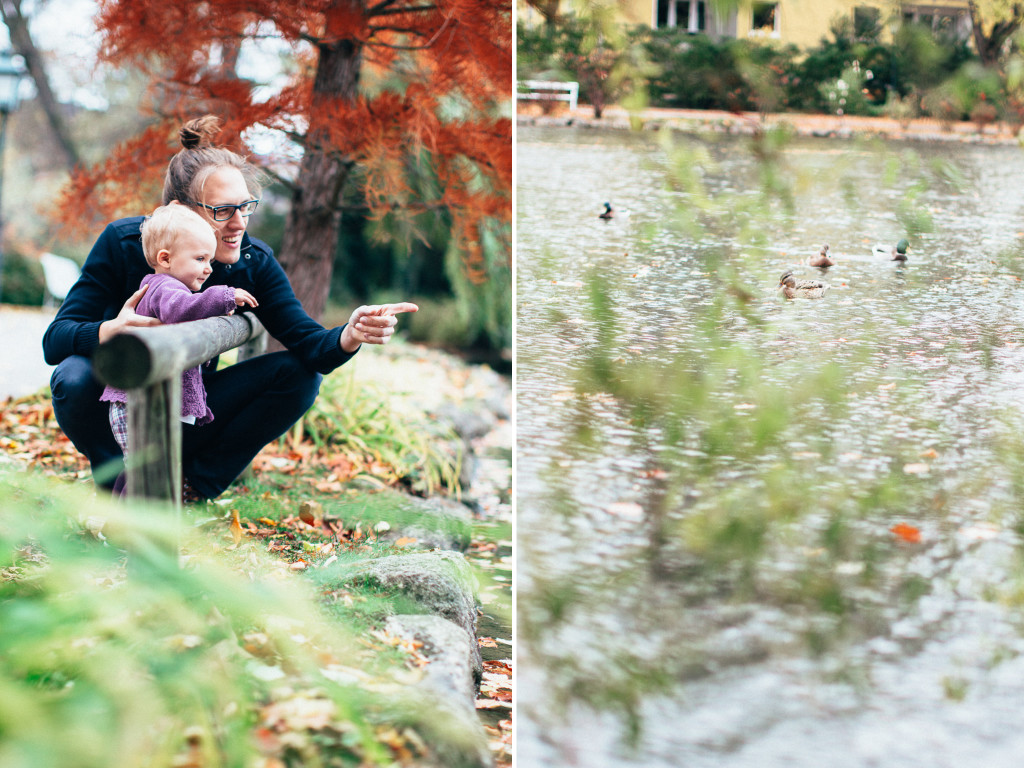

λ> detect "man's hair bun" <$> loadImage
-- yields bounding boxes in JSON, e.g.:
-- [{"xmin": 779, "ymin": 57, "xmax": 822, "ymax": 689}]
[{"xmin": 179, "ymin": 115, "xmax": 222, "ymax": 150}]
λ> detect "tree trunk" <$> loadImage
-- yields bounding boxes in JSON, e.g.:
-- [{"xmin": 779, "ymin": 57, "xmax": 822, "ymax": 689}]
[
  {"xmin": 276, "ymin": 0, "xmax": 361, "ymax": 324},
  {"xmin": 0, "ymin": 0, "xmax": 81, "ymax": 169},
  {"xmin": 968, "ymin": 1, "xmax": 1024, "ymax": 68},
  {"xmin": 525, "ymin": 0, "xmax": 560, "ymax": 27}
]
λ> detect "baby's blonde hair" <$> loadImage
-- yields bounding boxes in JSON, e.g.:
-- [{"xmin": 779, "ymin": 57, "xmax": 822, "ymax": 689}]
[{"xmin": 140, "ymin": 202, "xmax": 214, "ymax": 268}]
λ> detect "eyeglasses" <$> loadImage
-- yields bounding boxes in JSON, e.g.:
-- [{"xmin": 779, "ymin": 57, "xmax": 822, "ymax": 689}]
[{"xmin": 193, "ymin": 199, "xmax": 260, "ymax": 221}]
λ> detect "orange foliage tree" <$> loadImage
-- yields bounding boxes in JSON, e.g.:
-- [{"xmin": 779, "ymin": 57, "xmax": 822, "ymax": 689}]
[{"xmin": 57, "ymin": 0, "xmax": 512, "ymax": 324}]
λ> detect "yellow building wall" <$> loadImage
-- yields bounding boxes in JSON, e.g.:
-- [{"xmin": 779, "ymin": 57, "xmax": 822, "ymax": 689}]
[
  {"xmin": 517, "ymin": 1, "xmax": 972, "ymax": 51},
  {"xmin": 620, "ymin": 0, "xmax": 655, "ymax": 26},
  {"xmin": 741, "ymin": 0, "xmax": 885, "ymax": 48},
  {"xmin": 735, "ymin": 1, "xmax": 971, "ymax": 49}
]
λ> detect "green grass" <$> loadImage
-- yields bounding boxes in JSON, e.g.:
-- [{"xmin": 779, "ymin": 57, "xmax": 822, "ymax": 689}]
[
  {"xmin": 0, "ymin": 473, "xmax": 483, "ymax": 768},
  {"xmin": 289, "ymin": 366, "xmax": 462, "ymax": 497}
]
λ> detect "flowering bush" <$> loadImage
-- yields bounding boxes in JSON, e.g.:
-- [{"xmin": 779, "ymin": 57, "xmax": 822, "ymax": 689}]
[{"xmin": 819, "ymin": 61, "xmax": 874, "ymax": 116}]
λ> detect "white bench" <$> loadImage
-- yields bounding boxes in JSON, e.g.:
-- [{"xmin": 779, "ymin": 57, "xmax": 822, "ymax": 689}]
[
  {"xmin": 40, "ymin": 251, "xmax": 80, "ymax": 308},
  {"xmin": 517, "ymin": 80, "xmax": 579, "ymax": 111}
]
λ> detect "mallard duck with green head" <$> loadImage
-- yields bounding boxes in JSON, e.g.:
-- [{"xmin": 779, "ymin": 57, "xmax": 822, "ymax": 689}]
[
  {"xmin": 599, "ymin": 202, "xmax": 614, "ymax": 220},
  {"xmin": 872, "ymin": 239, "xmax": 910, "ymax": 261},
  {"xmin": 778, "ymin": 269, "xmax": 830, "ymax": 299}
]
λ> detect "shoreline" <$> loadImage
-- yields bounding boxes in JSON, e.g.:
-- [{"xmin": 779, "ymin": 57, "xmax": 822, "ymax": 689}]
[{"xmin": 517, "ymin": 104, "xmax": 1024, "ymax": 146}]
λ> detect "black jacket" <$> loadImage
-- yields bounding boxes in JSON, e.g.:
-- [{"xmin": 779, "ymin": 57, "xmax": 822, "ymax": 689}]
[{"xmin": 42, "ymin": 216, "xmax": 355, "ymax": 375}]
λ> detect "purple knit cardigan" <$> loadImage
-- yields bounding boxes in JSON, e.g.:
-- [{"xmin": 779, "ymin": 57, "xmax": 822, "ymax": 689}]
[{"xmin": 100, "ymin": 273, "xmax": 237, "ymax": 425}]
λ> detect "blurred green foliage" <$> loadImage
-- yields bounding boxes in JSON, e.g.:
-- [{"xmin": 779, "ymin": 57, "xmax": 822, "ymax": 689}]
[
  {"xmin": 0, "ymin": 251, "xmax": 45, "ymax": 305},
  {"xmin": 291, "ymin": 362, "xmax": 463, "ymax": 497},
  {"xmin": 0, "ymin": 474, "xmax": 487, "ymax": 768},
  {"xmin": 519, "ymin": 12, "xmax": 994, "ymax": 121}
]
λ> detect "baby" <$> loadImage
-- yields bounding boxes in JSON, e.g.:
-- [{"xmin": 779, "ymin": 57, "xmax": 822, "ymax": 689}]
[{"xmin": 101, "ymin": 203, "xmax": 258, "ymax": 456}]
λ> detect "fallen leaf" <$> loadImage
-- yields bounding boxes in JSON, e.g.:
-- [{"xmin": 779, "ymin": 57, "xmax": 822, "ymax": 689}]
[
  {"xmin": 298, "ymin": 500, "xmax": 322, "ymax": 526},
  {"xmin": 475, "ymin": 699, "xmax": 509, "ymax": 709},
  {"xmin": 229, "ymin": 509, "xmax": 243, "ymax": 548}
]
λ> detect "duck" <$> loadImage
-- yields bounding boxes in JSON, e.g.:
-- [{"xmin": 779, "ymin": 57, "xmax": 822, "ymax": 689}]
[
  {"xmin": 778, "ymin": 270, "xmax": 830, "ymax": 299},
  {"xmin": 599, "ymin": 202, "xmax": 614, "ymax": 220},
  {"xmin": 872, "ymin": 238, "xmax": 910, "ymax": 261},
  {"xmin": 809, "ymin": 243, "xmax": 834, "ymax": 268}
]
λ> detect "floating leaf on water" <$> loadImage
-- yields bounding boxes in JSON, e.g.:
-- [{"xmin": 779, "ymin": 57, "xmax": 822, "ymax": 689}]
[
  {"xmin": 890, "ymin": 523, "xmax": 922, "ymax": 543},
  {"xmin": 835, "ymin": 561, "xmax": 865, "ymax": 575},
  {"xmin": 607, "ymin": 501, "xmax": 644, "ymax": 520},
  {"xmin": 902, "ymin": 462, "xmax": 930, "ymax": 475},
  {"xmin": 958, "ymin": 523, "xmax": 999, "ymax": 541},
  {"xmin": 919, "ymin": 448, "xmax": 939, "ymax": 459}
]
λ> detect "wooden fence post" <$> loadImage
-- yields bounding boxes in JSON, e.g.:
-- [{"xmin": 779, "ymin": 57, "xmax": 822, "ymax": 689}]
[
  {"xmin": 94, "ymin": 313, "xmax": 266, "ymax": 513},
  {"xmin": 125, "ymin": 376, "xmax": 182, "ymax": 505}
]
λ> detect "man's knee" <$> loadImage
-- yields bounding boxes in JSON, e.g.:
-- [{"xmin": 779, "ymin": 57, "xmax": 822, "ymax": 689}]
[
  {"xmin": 273, "ymin": 354, "xmax": 322, "ymax": 410},
  {"xmin": 51, "ymin": 356, "xmax": 102, "ymax": 404}
]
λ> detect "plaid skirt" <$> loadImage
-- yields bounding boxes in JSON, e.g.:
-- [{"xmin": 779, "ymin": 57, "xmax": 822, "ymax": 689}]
[{"xmin": 108, "ymin": 401, "xmax": 128, "ymax": 453}]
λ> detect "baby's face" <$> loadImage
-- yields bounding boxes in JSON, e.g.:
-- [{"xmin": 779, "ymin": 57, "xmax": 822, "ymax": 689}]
[{"xmin": 164, "ymin": 221, "xmax": 218, "ymax": 291}]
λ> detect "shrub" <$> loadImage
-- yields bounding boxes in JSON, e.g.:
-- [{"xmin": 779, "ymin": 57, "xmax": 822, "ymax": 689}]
[
  {"xmin": 518, "ymin": 12, "xmax": 983, "ymax": 118},
  {"xmin": 883, "ymin": 88, "xmax": 919, "ymax": 127},
  {"xmin": 517, "ymin": 17, "xmax": 587, "ymax": 82},
  {"xmin": 1, "ymin": 251, "xmax": 44, "ymax": 306},
  {"xmin": 639, "ymin": 29, "xmax": 801, "ymax": 112},
  {"xmin": 921, "ymin": 83, "xmax": 963, "ymax": 127}
]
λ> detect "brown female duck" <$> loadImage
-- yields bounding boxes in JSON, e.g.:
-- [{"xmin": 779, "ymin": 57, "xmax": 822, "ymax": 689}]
[
  {"xmin": 809, "ymin": 243, "xmax": 834, "ymax": 268},
  {"xmin": 778, "ymin": 270, "xmax": 829, "ymax": 299}
]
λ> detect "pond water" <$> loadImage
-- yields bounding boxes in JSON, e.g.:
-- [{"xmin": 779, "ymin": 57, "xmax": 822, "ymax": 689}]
[{"xmin": 516, "ymin": 124, "xmax": 1024, "ymax": 767}]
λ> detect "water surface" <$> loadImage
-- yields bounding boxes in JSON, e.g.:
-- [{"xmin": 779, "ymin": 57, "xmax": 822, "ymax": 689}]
[{"xmin": 517, "ymin": 124, "xmax": 1024, "ymax": 767}]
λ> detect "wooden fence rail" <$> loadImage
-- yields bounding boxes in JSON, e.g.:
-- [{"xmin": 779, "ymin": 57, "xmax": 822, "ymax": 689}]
[
  {"xmin": 516, "ymin": 79, "xmax": 579, "ymax": 110},
  {"xmin": 93, "ymin": 312, "xmax": 266, "ymax": 506}
]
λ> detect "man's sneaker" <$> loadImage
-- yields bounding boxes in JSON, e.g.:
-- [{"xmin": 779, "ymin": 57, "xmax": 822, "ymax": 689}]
[{"xmin": 182, "ymin": 478, "xmax": 206, "ymax": 505}]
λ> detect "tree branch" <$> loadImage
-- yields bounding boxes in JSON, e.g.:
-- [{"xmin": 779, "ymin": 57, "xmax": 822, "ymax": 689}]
[
  {"xmin": 368, "ymin": 25, "xmax": 433, "ymax": 37},
  {"xmin": 368, "ymin": 12, "xmax": 456, "ymax": 50},
  {"xmin": 260, "ymin": 165, "xmax": 297, "ymax": 193},
  {"xmin": 368, "ymin": 3, "xmax": 439, "ymax": 17}
]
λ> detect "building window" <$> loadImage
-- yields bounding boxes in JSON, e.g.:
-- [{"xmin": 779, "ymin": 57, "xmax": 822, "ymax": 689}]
[
  {"xmin": 751, "ymin": 2, "xmax": 779, "ymax": 36},
  {"xmin": 657, "ymin": 0, "xmax": 706, "ymax": 32},
  {"xmin": 903, "ymin": 6, "xmax": 970, "ymax": 41},
  {"xmin": 854, "ymin": 6, "xmax": 881, "ymax": 40}
]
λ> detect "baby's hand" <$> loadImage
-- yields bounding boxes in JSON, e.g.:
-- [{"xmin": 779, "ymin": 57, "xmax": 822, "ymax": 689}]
[{"xmin": 234, "ymin": 288, "xmax": 258, "ymax": 308}]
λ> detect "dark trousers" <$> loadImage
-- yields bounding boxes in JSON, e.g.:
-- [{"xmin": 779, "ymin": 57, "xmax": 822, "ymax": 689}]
[{"xmin": 50, "ymin": 352, "xmax": 322, "ymax": 498}]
